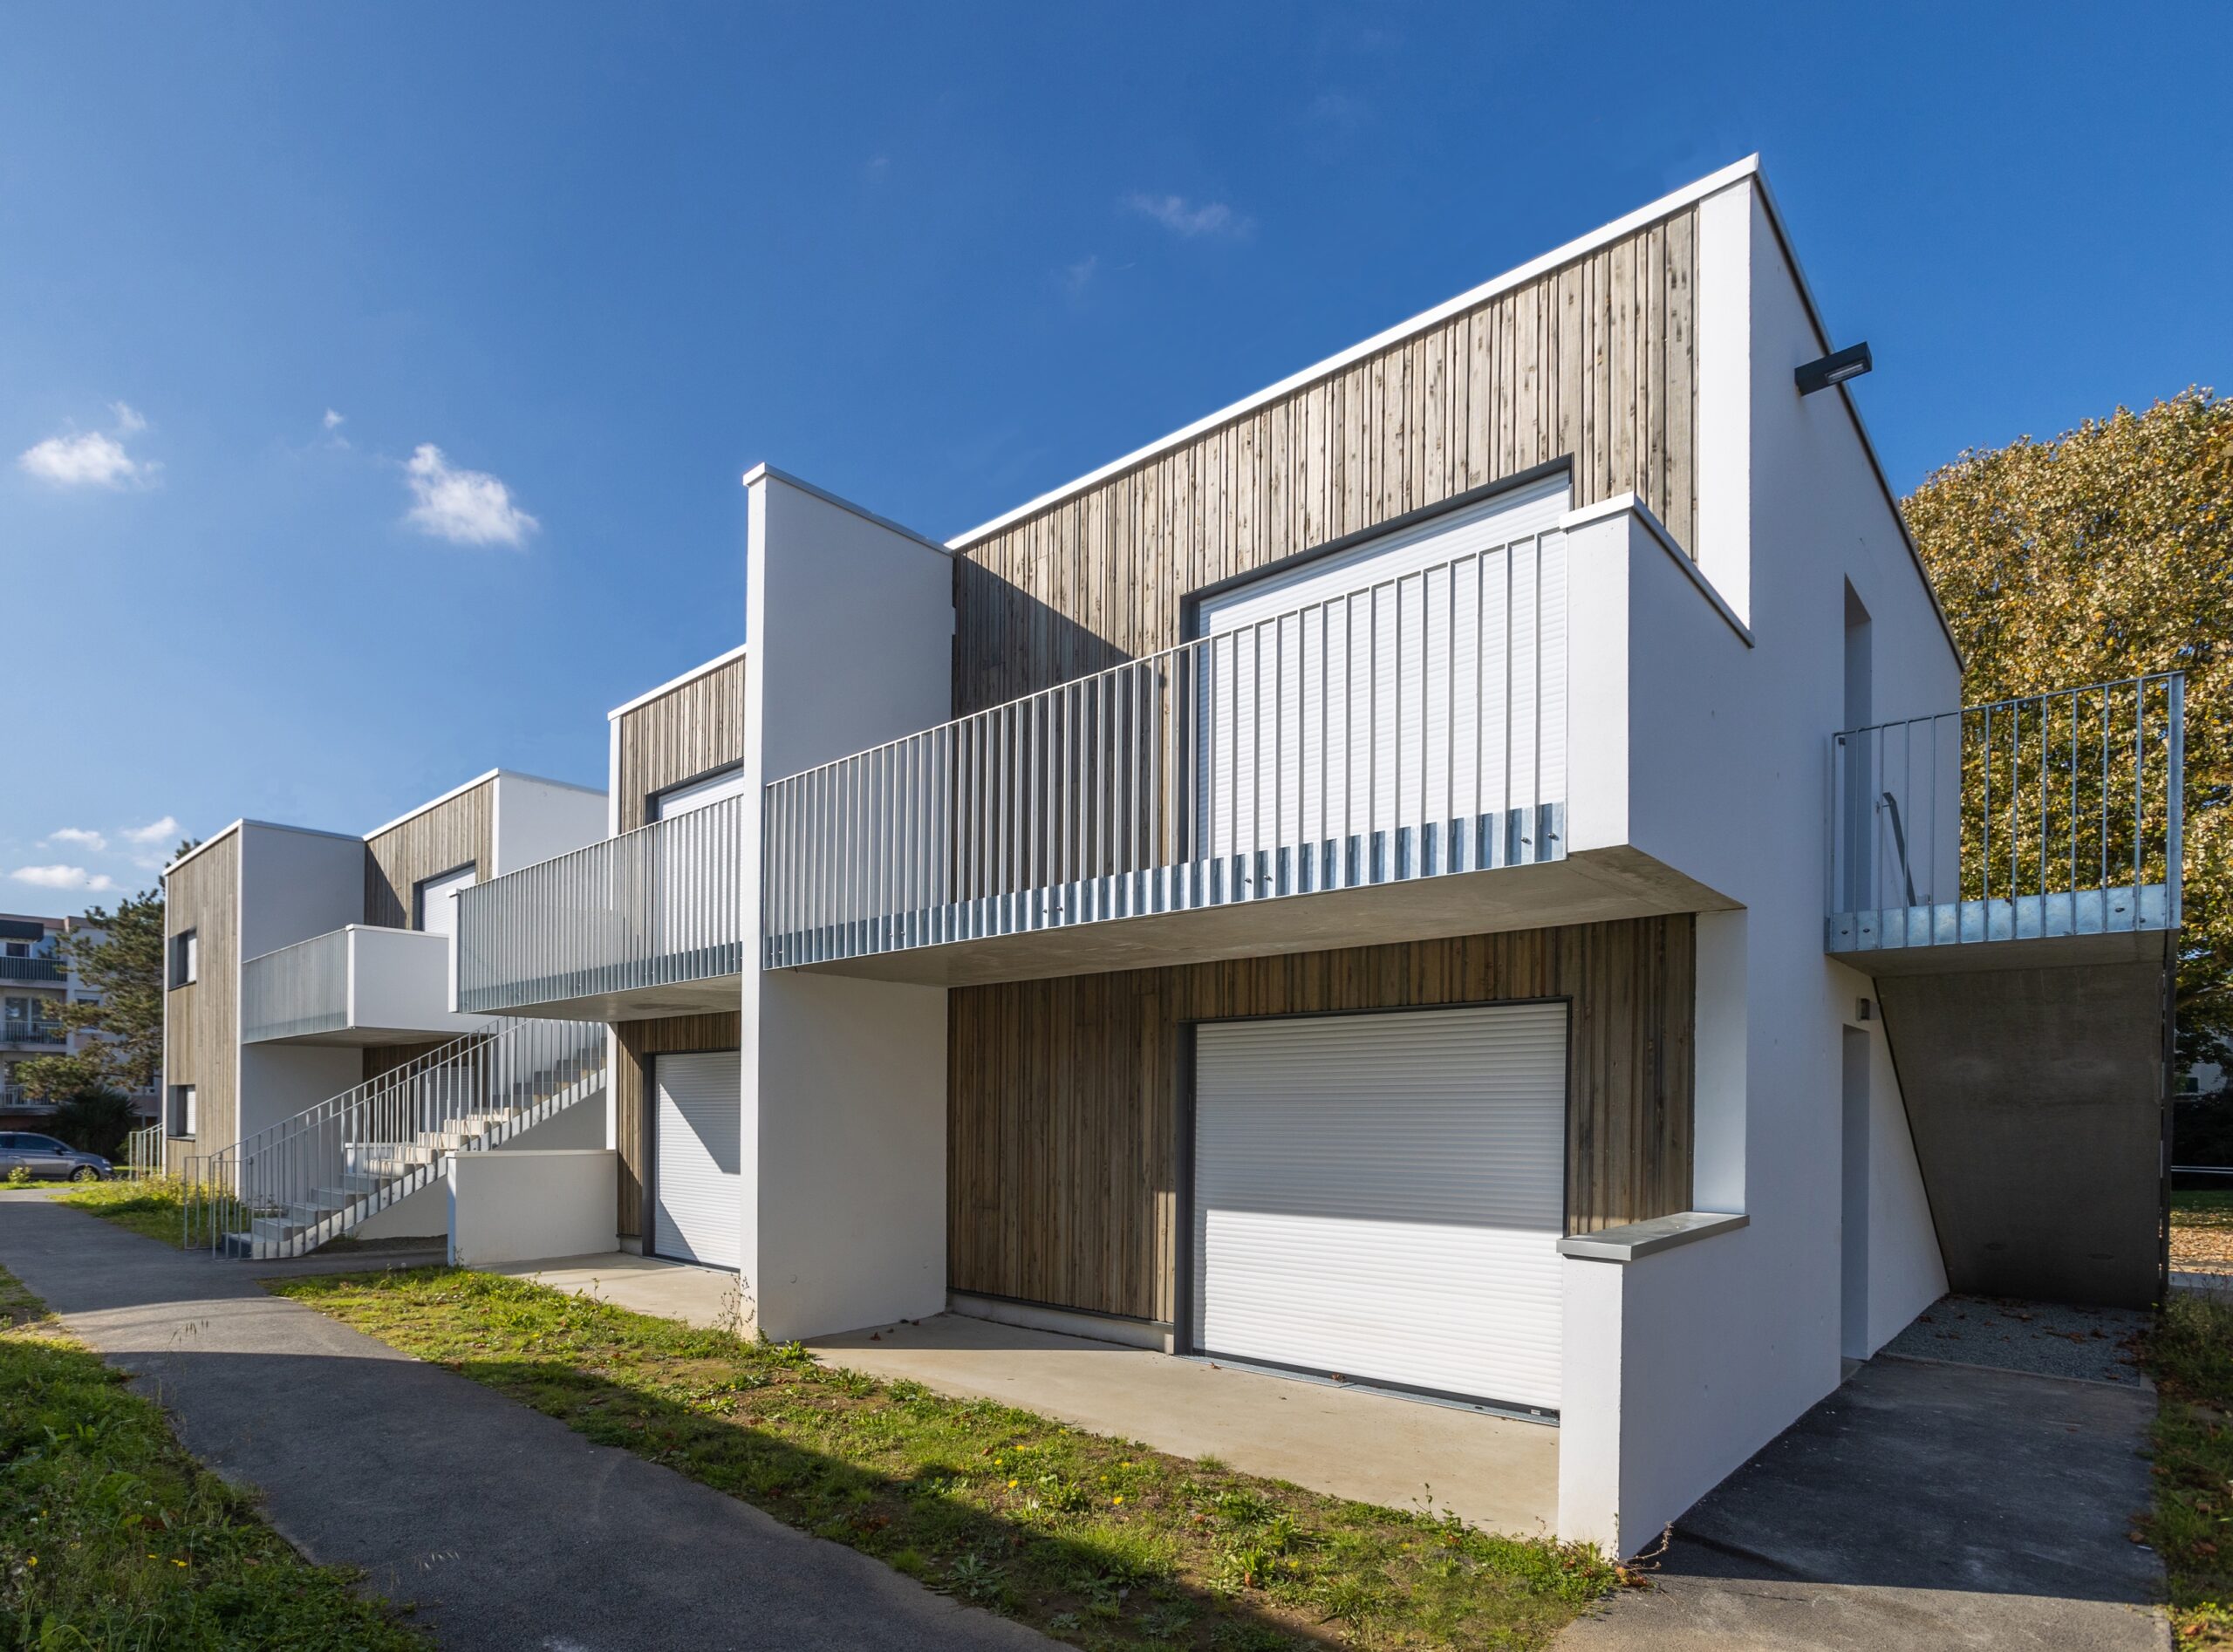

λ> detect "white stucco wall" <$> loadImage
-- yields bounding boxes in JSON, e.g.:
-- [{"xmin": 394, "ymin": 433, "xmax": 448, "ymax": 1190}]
[
  {"xmin": 233, "ymin": 825, "xmax": 365, "ymax": 1142},
  {"xmin": 346, "ymin": 1098, "xmax": 611, "ymax": 1241},
  {"xmin": 447, "ymin": 1149, "xmax": 617, "ymax": 1266},
  {"xmin": 491, "ymin": 774, "xmax": 608, "ymax": 876},
  {"xmin": 739, "ymin": 468, "xmax": 955, "ymax": 1341},
  {"xmin": 1555, "ymin": 174, "xmax": 1963, "ymax": 1554}
]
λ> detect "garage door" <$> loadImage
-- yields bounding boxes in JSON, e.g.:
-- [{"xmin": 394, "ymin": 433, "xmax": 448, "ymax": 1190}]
[
  {"xmin": 1192, "ymin": 1002, "xmax": 1567, "ymax": 1414},
  {"xmin": 653, "ymin": 1051, "xmax": 741, "ymax": 1269}
]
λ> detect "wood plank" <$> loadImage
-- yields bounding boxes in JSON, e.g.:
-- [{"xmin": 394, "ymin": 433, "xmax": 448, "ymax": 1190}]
[{"xmin": 614, "ymin": 1011, "xmax": 742, "ymax": 1240}]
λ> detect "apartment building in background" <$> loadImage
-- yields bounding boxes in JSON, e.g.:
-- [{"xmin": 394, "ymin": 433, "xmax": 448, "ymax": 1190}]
[
  {"xmin": 168, "ymin": 158, "xmax": 2182, "ymax": 1556},
  {"xmin": 2, "ymin": 911, "xmax": 160, "ymax": 1126}
]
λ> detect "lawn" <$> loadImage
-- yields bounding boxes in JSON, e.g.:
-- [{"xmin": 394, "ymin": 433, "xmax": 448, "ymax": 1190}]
[
  {"xmin": 0, "ymin": 1264, "xmax": 420, "ymax": 1649},
  {"xmin": 2174, "ymin": 1191, "xmax": 2233, "ymax": 1276},
  {"xmin": 270, "ymin": 1267, "xmax": 1619, "ymax": 1650},
  {"xmin": 2148, "ymin": 1290, "xmax": 2233, "ymax": 1644},
  {"xmin": 47, "ymin": 1173, "xmax": 192, "ymax": 1248}
]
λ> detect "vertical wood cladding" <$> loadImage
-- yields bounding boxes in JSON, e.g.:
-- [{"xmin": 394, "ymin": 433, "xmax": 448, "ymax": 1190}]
[
  {"xmin": 948, "ymin": 916, "xmax": 1694, "ymax": 1324},
  {"xmin": 161, "ymin": 833, "xmax": 240, "ymax": 1171},
  {"xmin": 615, "ymin": 655, "xmax": 748, "ymax": 832},
  {"xmin": 953, "ymin": 209, "xmax": 1697, "ymax": 713},
  {"xmin": 613, "ymin": 1012, "xmax": 741, "ymax": 1239},
  {"xmin": 364, "ymin": 780, "xmax": 494, "ymax": 930}
]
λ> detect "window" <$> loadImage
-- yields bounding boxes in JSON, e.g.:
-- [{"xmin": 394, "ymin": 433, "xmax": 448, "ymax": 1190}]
[
  {"xmin": 169, "ymin": 930, "xmax": 198, "ymax": 988},
  {"xmin": 650, "ymin": 764, "xmax": 749, "ymax": 821},
  {"xmin": 169, "ymin": 1084, "xmax": 196, "ymax": 1139},
  {"xmin": 413, "ymin": 864, "xmax": 478, "ymax": 939},
  {"xmin": 3, "ymin": 942, "xmax": 24, "ymax": 959}
]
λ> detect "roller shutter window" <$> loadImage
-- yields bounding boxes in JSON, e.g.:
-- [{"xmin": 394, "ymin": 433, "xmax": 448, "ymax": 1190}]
[
  {"xmin": 1192, "ymin": 1001, "xmax": 1567, "ymax": 1414},
  {"xmin": 653, "ymin": 1050, "xmax": 741, "ymax": 1270}
]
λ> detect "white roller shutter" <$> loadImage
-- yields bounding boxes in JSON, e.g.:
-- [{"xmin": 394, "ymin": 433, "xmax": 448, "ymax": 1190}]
[
  {"xmin": 653, "ymin": 1050, "xmax": 741, "ymax": 1270},
  {"xmin": 1193, "ymin": 478, "xmax": 1569, "ymax": 871},
  {"xmin": 1192, "ymin": 1002, "xmax": 1567, "ymax": 1414}
]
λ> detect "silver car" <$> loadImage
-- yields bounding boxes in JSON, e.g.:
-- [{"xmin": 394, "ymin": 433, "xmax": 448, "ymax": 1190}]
[{"xmin": 0, "ymin": 1131, "xmax": 109, "ymax": 1181}]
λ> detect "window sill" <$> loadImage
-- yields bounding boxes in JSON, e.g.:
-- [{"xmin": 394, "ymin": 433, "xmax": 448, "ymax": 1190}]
[{"xmin": 1556, "ymin": 1211, "xmax": 1749, "ymax": 1263}]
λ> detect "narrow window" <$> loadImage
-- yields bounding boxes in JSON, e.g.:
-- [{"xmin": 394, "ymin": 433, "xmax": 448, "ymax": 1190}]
[
  {"xmin": 169, "ymin": 930, "xmax": 198, "ymax": 988},
  {"xmin": 170, "ymin": 1084, "xmax": 197, "ymax": 1139}
]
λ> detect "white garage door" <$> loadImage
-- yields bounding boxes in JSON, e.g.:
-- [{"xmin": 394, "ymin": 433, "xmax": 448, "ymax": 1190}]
[
  {"xmin": 654, "ymin": 1051, "xmax": 741, "ymax": 1270},
  {"xmin": 1192, "ymin": 1002, "xmax": 1567, "ymax": 1414}
]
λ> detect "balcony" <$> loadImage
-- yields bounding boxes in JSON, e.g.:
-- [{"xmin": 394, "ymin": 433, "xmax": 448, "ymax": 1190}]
[
  {"xmin": 2, "ymin": 1023, "xmax": 66, "ymax": 1047},
  {"xmin": 0, "ymin": 958, "xmax": 65, "ymax": 985},
  {"xmin": 454, "ymin": 795, "xmax": 745, "ymax": 1019},
  {"xmin": 241, "ymin": 925, "xmax": 488, "ymax": 1046},
  {"xmin": 1827, "ymin": 673, "xmax": 2183, "ymax": 973},
  {"xmin": 763, "ymin": 510, "xmax": 1610, "ymax": 986}
]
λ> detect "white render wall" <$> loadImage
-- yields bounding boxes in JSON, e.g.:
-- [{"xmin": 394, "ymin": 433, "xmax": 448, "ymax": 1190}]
[
  {"xmin": 1556, "ymin": 174, "xmax": 1963, "ymax": 1554},
  {"xmin": 235, "ymin": 824, "xmax": 364, "ymax": 1142},
  {"xmin": 739, "ymin": 468, "xmax": 954, "ymax": 1341},
  {"xmin": 447, "ymin": 1149, "xmax": 618, "ymax": 1266},
  {"xmin": 490, "ymin": 774, "xmax": 608, "ymax": 875}
]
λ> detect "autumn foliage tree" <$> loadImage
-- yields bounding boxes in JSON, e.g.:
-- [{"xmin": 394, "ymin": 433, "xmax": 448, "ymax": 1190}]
[{"xmin": 1903, "ymin": 389, "xmax": 2232, "ymax": 1060}]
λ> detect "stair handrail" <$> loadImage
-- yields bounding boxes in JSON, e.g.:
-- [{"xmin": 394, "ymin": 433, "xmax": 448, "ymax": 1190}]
[{"xmin": 183, "ymin": 1015, "xmax": 606, "ymax": 1253}]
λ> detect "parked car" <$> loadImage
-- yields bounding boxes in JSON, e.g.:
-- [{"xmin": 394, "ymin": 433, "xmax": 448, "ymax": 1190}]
[{"xmin": 0, "ymin": 1132, "xmax": 108, "ymax": 1181}]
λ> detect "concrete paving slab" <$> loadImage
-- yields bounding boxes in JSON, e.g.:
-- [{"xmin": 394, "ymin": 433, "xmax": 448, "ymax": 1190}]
[
  {"xmin": 0, "ymin": 1199, "xmax": 1048, "ymax": 1652},
  {"xmin": 498, "ymin": 1252, "xmax": 1560, "ymax": 1536},
  {"xmin": 1557, "ymin": 1352, "xmax": 2167, "ymax": 1652}
]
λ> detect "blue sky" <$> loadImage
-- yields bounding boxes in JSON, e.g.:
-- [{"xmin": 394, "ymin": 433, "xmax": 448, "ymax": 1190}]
[{"xmin": 3, "ymin": 3, "xmax": 2225, "ymax": 907}]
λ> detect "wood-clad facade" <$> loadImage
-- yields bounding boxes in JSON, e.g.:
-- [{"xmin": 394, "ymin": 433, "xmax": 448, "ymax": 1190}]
[
  {"xmin": 161, "ymin": 831, "xmax": 242, "ymax": 1173},
  {"xmin": 364, "ymin": 779, "xmax": 494, "ymax": 931},
  {"xmin": 614, "ymin": 652, "xmax": 748, "ymax": 832},
  {"xmin": 952, "ymin": 208, "xmax": 1697, "ymax": 713},
  {"xmin": 948, "ymin": 916, "xmax": 1694, "ymax": 1326},
  {"xmin": 614, "ymin": 1011, "xmax": 741, "ymax": 1241}
]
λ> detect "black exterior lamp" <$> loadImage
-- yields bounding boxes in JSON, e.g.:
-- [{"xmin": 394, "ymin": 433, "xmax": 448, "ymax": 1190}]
[{"xmin": 1795, "ymin": 341, "xmax": 1873, "ymax": 396}]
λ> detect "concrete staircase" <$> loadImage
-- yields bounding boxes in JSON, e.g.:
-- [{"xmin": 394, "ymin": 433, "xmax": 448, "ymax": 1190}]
[{"xmin": 185, "ymin": 1018, "xmax": 608, "ymax": 1260}]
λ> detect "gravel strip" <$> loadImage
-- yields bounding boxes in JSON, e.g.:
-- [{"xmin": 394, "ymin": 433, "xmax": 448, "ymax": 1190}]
[{"xmin": 1882, "ymin": 1294, "xmax": 2149, "ymax": 1385}]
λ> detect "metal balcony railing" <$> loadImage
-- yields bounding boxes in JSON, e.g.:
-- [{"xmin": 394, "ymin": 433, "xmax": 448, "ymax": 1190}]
[
  {"xmin": 0, "ymin": 958, "xmax": 65, "ymax": 984},
  {"xmin": 455, "ymin": 795, "xmax": 746, "ymax": 1014},
  {"xmin": 241, "ymin": 927, "xmax": 351, "ymax": 1042},
  {"xmin": 1, "ymin": 1023, "xmax": 66, "ymax": 1046},
  {"xmin": 765, "ymin": 527, "xmax": 1568, "ymax": 967},
  {"xmin": 1827, "ymin": 672, "xmax": 2184, "ymax": 952}
]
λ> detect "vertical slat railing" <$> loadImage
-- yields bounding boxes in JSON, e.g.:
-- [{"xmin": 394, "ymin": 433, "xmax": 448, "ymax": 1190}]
[
  {"xmin": 181, "ymin": 1014, "xmax": 606, "ymax": 1256},
  {"xmin": 1827, "ymin": 672, "xmax": 2185, "ymax": 949},
  {"xmin": 764, "ymin": 527, "xmax": 1569, "ymax": 966}
]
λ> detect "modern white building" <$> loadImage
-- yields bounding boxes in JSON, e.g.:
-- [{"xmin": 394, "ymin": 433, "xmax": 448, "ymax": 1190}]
[
  {"xmin": 172, "ymin": 158, "xmax": 2182, "ymax": 1557},
  {"xmin": 1, "ymin": 911, "xmax": 160, "ymax": 1124}
]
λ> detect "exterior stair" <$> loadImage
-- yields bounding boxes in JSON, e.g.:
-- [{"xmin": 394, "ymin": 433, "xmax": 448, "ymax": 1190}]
[{"xmin": 184, "ymin": 1018, "xmax": 606, "ymax": 1260}]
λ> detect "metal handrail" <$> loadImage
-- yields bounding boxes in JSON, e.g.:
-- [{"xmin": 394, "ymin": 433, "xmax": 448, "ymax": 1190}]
[
  {"xmin": 1829, "ymin": 672, "xmax": 2185, "ymax": 938},
  {"xmin": 455, "ymin": 795, "xmax": 745, "ymax": 1014},
  {"xmin": 180, "ymin": 1015, "xmax": 606, "ymax": 1257},
  {"xmin": 764, "ymin": 516, "xmax": 1570, "ymax": 967},
  {"xmin": 124, "ymin": 1122, "xmax": 162, "ymax": 1179}
]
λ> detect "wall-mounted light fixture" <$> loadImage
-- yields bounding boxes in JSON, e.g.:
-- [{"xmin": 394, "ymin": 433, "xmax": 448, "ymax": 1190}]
[{"xmin": 1796, "ymin": 341, "xmax": 1873, "ymax": 396}]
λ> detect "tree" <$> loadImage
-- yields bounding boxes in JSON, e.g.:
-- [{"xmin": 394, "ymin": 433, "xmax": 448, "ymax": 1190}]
[
  {"xmin": 51, "ymin": 852, "xmax": 187, "ymax": 1096},
  {"xmin": 1902, "ymin": 389, "xmax": 2232, "ymax": 1060},
  {"xmin": 10, "ymin": 1054, "xmax": 103, "ymax": 1102},
  {"xmin": 51, "ymin": 1086, "xmax": 137, "ymax": 1162}
]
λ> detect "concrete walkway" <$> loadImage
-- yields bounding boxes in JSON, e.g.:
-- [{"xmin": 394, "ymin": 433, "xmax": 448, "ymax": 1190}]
[
  {"xmin": 0, "ymin": 1198, "xmax": 1046, "ymax": 1651},
  {"xmin": 500, "ymin": 1252, "xmax": 1560, "ymax": 1535},
  {"xmin": 1557, "ymin": 1352, "xmax": 2167, "ymax": 1651}
]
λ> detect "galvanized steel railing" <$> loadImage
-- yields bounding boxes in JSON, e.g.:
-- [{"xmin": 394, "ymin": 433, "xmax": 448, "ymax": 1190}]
[
  {"xmin": 454, "ymin": 796, "xmax": 746, "ymax": 1014},
  {"xmin": 180, "ymin": 1015, "xmax": 605, "ymax": 1258},
  {"xmin": 765, "ymin": 529, "xmax": 1568, "ymax": 967},
  {"xmin": 239, "ymin": 926, "xmax": 352, "ymax": 1042},
  {"xmin": 1828, "ymin": 672, "xmax": 2184, "ymax": 952},
  {"xmin": 123, "ymin": 1122, "xmax": 162, "ymax": 1179}
]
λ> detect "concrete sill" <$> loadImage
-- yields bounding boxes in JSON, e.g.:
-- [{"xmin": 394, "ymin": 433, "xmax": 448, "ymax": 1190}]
[{"xmin": 1556, "ymin": 1210, "xmax": 1749, "ymax": 1263}]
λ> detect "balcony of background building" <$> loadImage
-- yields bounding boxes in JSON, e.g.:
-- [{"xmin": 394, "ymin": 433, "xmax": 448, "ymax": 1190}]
[
  {"xmin": 1827, "ymin": 672, "xmax": 2183, "ymax": 974},
  {"xmin": 240, "ymin": 925, "xmax": 487, "ymax": 1046},
  {"xmin": 1, "ymin": 1021, "xmax": 67, "ymax": 1047},
  {"xmin": 454, "ymin": 795, "xmax": 745, "ymax": 1020},
  {"xmin": 0, "ymin": 958, "xmax": 65, "ymax": 985}
]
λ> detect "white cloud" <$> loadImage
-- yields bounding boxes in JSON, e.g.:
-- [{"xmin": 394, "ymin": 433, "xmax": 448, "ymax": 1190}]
[
  {"xmin": 44, "ymin": 828, "xmax": 107, "ymax": 852},
  {"xmin": 9, "ymin": 865, "xmax": 117, "ymax": 893},
  {"xmin": 1063, "ymin": 254, "xmax": 1098, "ymax": 298},
  {"xmin": 402, "ymin": 444, "xmax": 538, "ymax": 548},
  {"xmin": 1124, "ymin": 192, "xmax": 1253, "ymax": 239},
  {"xmin": 324, "ymin": 409, "xmax": 345, "ymax": 430},
  {"xmin": 18, "ymin": 404, "xmax": 158, "ymax": 489},
  {"xmin": 120, "ymin": 816, "xmax": 179, "ymax": 847}
]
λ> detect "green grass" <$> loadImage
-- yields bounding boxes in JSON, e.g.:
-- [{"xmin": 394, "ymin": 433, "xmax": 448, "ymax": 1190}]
[
  {"xmin": 47, "ymin": 1175, "xmax": 191, "ymax": 1248},
  {"xmin": 2147, "ymin": 1291, "xmax": 2233, "ymax": 1643},
  {"xmin": 270, "ymin": 1267, "xmax": 1618, "ymax": 1650},
  {"xmin": 0, "ymin": 1263, "xmax": 420, "ymax": 1649},
  {"xmin": 2175, "ymin": 1191, "xmax": 2233, "ymax": 1224}
]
